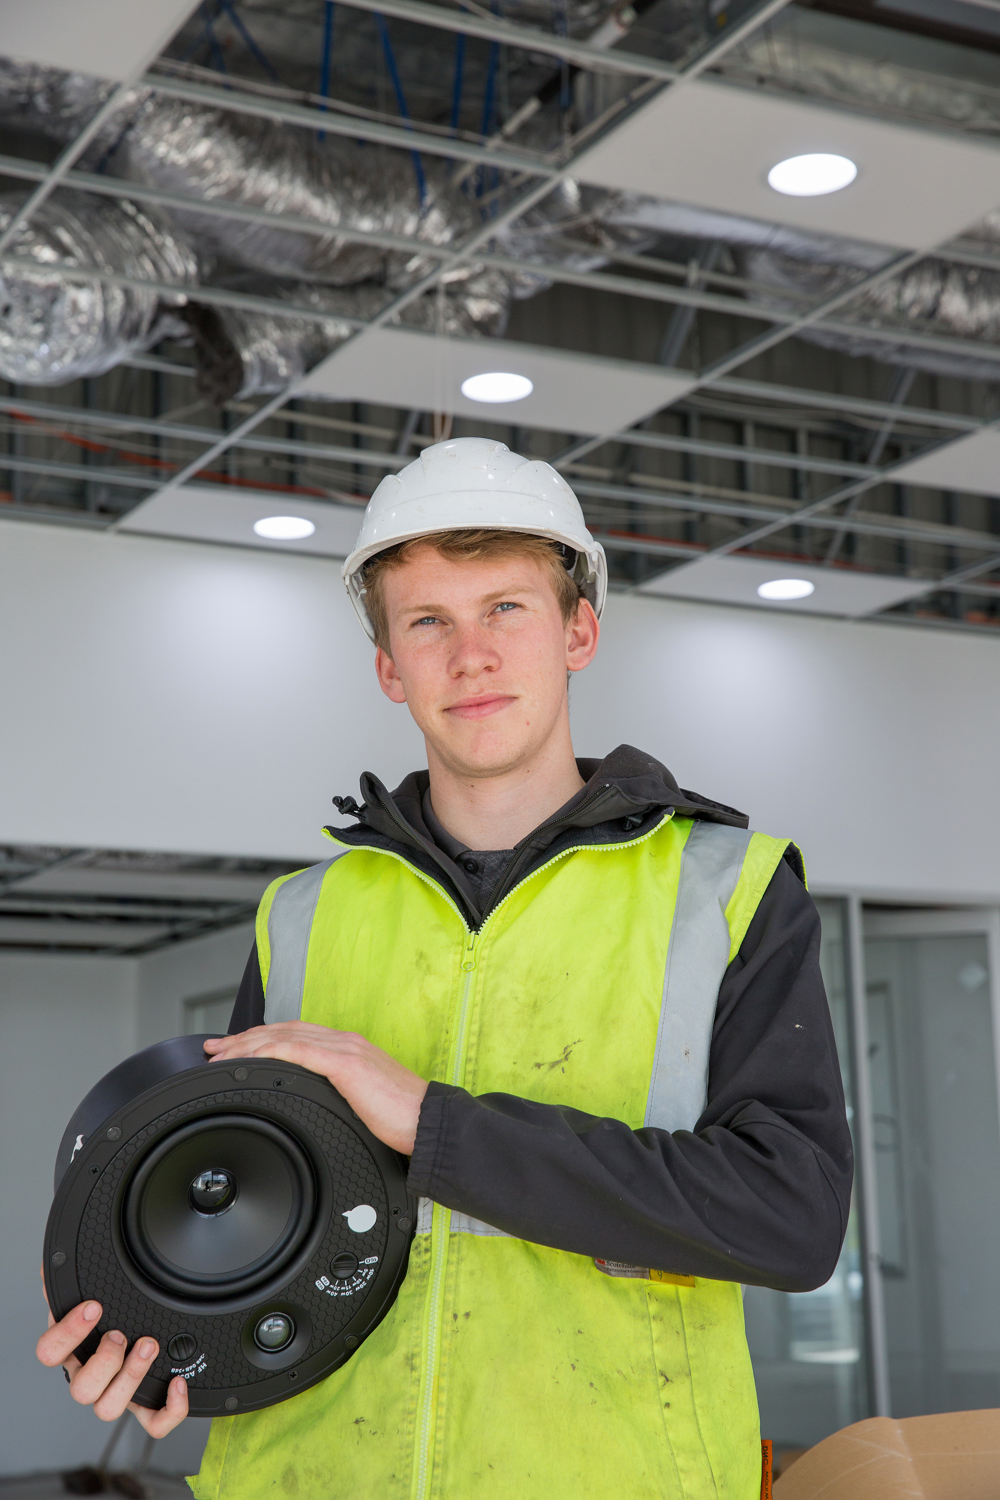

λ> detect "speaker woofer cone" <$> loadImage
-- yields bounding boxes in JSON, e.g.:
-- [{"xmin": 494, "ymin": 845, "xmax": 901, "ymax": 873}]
[{"xmin": 122, "ymin": 1115, "xmax": 316, "ymax": 1300}]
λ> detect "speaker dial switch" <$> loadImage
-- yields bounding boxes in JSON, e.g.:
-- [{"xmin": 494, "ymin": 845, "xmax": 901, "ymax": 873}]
[{"xmin": 167, "ymin": 1333, "xmax": 199, "ymax": 1363}]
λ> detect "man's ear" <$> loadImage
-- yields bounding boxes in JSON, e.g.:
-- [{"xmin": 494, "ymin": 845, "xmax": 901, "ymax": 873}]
[
  {"xmin": 566, "ymin": 598, "xmax": 600, "ymax": 674},
  {"xmin": 375, "ymin": 645, "xmax": 408, "ymax": 703}
]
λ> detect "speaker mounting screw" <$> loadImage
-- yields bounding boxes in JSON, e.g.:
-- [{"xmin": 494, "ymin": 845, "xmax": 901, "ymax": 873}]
[
  {"xmin": 224, "ymin": 1397, "xmax": 238, "ymax": 1411},
  {"xmin": 106, "ymin": 1127, "xmax": 121, "ymax": 1141},
  {"xmin": 51, "ymin": 1251, "xmax": 66, "ymax": 1268},
  {"xmin": 345, "ymin": 1336, "xmax": 359, "ymax": 1350},
  {"xmin": 234, "ymin": 1067, "xmax": 248, "ymax": 1081}
]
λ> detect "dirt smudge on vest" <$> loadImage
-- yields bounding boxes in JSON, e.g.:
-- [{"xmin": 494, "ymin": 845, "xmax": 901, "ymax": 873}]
[
  {"xmin": 533, "ymin": 1039, "xmax": 582, "ymax": 1073},
  {"xmin": 280, "ymin": 1464, "xmax": 299, "ymax": 1494}
]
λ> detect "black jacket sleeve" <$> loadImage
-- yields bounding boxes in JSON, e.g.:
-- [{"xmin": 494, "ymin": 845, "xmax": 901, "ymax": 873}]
[
  {"xmin": 406, "ymin": 858, "xmax": 854, "ymax": 1293},
  {"xmin": 228, "ymin": 942, "xmax": 266, "ymax": 1033}
]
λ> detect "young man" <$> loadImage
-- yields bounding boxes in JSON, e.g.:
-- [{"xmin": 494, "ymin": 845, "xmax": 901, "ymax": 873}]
[{"xmin": 40, "ymin": 437, "xmax": 852, "ymax": 1499}]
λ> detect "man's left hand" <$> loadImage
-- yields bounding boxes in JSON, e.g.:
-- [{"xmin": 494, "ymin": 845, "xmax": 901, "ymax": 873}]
[{"xmin": 204, "ymin": 1025, "xmax": 428, "ymax": 1155}]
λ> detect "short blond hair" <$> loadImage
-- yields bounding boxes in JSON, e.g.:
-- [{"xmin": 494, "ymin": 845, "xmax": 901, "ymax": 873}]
[{"xmin": 361, "ymin": 528, "xmax": 583, "ymax": 653}]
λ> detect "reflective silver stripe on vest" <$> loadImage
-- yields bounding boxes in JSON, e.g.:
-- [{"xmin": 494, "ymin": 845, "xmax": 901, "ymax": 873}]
[
  {"xmin": 264, "ymin": 854, "xmax": 350, "ymax": 1024},
  {"xmin": 643, "ymin": 822, "xmax": 752, "ymax": 1134},
  {"xmin": 416, "ymin": 1197, "xmax": 509, "ymax": 1236}
]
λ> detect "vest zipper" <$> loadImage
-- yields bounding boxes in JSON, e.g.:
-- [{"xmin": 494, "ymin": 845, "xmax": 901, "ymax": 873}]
[
  {"xmin": 329, "ymin": 816, "xmax": 675, "ymax": 1500},
  {"xmin": 413, "ymin": 927, "xmax": 479, "ymax": 1500}
]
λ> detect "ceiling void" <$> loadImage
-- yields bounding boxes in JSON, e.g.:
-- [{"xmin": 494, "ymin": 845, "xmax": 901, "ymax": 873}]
[
  {"xmin": 573, "ymin": 76, "xmax": 1000, "ymax": 252},
  {"xmin": 119, "ymin": 485, "xmax": 366, "ymax": 559},
  {"xmin": 638, "ymin": 553, "xmax": 932, "ymax": 617},
  {"xmin": 297, "ymin": 328, "xmax": 698, "ymax": 437},
  {"xmin": 891, "ymin": 428, "xmax": 1000, "ymax": 499},
  {"xmin": 2, "ymin": 0, "xmax": 199, "ymax": 80}
]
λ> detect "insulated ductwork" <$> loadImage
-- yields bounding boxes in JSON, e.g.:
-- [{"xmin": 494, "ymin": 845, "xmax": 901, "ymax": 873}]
[
  {"xmin": 0, "ymin": 190, "xmax": 197, "ymax": 384},
  {"xmin": 714, "ymin": 10, "xmax": 1000, "ymax": 138},
  {"xmin": 107, "ymin": 96, "xmax": 481, "ymax": 290},
  {"xmin": 602, "ymin": 194, "xmax": 1000, "ymax": 381},
  {"xmin": 741, "ymin": 243, "xmax": 1000, "ymax": 383},
  {"xmin": 180, "ymin": 267, "xmax": 511, "ymax": 405},
  {"xmin": 3, "ymin": 37, "xmax": 1000, "ymax": 394},
  {"xmin": 0, "ymin": 62, "xmax": 489, "ymax": 290}
]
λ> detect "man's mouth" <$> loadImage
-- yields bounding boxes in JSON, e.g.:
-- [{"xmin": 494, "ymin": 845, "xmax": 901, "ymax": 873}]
[{"xmin": 444, "ymin": 694, "xmax": 516, "ymax": 721}]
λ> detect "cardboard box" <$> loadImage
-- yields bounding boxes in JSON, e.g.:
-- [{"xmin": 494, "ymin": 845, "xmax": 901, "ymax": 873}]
[{"xmin": 772, "ymin": 1408, "xmax": 1000, "ymax": 1499}]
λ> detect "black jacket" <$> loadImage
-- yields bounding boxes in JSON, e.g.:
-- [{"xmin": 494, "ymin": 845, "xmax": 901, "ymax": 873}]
[{"xmin": 229, "ymin": 745, "xmax": 853, "ymax": 1293}]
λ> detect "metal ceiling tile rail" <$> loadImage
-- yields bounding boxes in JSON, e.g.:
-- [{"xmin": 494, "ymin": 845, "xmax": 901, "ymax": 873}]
[
  {"xmin": 334, "ymin": 0, "xmax": 681, "ymax": 80},
  {"xmin": 143, "ymin": 72, "xmax": 560, "ymax": 176}
]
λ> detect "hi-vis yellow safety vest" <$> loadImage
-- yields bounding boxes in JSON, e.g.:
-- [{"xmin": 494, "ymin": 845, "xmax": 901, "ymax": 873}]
[{"xmin": 191, "ymin": 812, "xmax": 791, "ymax": 1500}]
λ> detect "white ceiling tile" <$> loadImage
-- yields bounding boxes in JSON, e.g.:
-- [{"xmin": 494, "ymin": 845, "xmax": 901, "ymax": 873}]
[
  {"xmin": 574, "ymin": 77, "xmax": 1000, "ymax": 252},
  {"xmin": 297, "ymin": 327, "xmax": 696, "ymax": 436},
  {"xmin": 891, "ymin": 428, "xmax": 1000, "ymax": 498},
  {"xmin": 638, "ymin": 552, "xmax": 929, "ymax": 617},
  {"xmin": 119, "ymin": 484, "xmax": 364, "ymax": 558},
  {"xmin": 2, "ymin": 0, "xmax": 198, "ymax": 81}
]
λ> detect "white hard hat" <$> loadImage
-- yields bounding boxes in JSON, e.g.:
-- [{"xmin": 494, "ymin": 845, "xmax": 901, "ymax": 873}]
[{"xmin": 342, "ymin": 436, "xmax": 607, "ymax": 640}]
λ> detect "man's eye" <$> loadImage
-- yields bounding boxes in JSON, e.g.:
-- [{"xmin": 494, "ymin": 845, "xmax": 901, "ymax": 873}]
[
  {"xmin": 493, "ymin": 601, "xmax": 519, "ymax": 614},
  {"xmin": 414, "ymin": 616, "xmax": 441, "ymax": 627}
]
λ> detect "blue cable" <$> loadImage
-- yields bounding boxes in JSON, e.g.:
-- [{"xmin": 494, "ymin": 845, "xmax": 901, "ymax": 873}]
[
  {"xmin": 200, "ymin": 1, "xmax": 228, "ymax": 76},
  {"xmin": 217, "ymin": 0, "xmax": 282, "ymax": 83},
  {"xmin": 318, "ymin": 1, "xmax": 335, "ymax": 142},
  {"xmin": 373, "ymin": 13, "xmax": 427, "ymax": 207},
  {"xmin": 478, "ymin": 3, "xmax": 500, "ymax": 202},
  {"xmin": 449, "ymin": 30, "xmax": 466, "ymax": 133},
  {"xmin": 553, "ymin": 0, "xmax": 570, "ymax": 111}
]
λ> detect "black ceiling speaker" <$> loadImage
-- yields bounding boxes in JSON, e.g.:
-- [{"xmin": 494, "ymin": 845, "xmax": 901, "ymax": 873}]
[{"xmin": 44, "ymin": 1035, "xmax": 416, "ymax": 1416}]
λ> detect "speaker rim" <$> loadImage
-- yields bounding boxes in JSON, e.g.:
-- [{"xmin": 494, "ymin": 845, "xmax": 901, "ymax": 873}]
[{"xmin": 44, "ymin": 1053, "xmax": 416, "ymax": 1416}]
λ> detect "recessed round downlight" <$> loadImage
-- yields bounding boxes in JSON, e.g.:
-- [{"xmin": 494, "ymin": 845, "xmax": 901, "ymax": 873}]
[
  {"xmin": 460, "ymin": 372, "xmax": 533, "ymax": 403},
  {"xmin": 757, "ymin": 578, "xmax": 815, "ymax": 601},
  {"xmin": 253, "ymin": 515, "xmax": 316, "ymax": 541},
  {"xmin": 767, "ymin": 153, "xmax": 857, "ymax": 197}
]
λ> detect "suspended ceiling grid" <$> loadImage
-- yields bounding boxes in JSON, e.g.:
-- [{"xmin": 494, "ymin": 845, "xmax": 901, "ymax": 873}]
[
  {"xmin": 1, "ymin": 0, "xmax": 1000, "ymax": 630},
  {"xmin": 0, "ymin": 845, "xmax": 299, "ymax": 954}
]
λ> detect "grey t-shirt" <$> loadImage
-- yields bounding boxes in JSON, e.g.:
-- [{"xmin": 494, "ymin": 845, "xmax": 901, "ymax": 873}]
[{"xmin": 420, "ymin": 789, "xmax": 514, "ymax": 915}]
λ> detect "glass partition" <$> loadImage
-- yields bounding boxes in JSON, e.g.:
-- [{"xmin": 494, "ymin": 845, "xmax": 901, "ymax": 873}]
[
  {"xmin": 744, "ymin": 897, "xmax": 870, "ymax": 1452},
  {"xmin": 864, "ymin": 916, "xmax": 1000, "ymax": 1416}
]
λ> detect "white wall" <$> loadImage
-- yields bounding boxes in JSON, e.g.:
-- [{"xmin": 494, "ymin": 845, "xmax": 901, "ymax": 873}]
[
  {"xmin": 577, "ymin": 592, "xmax": 1000, "ymax": 902},
  {"xmin": 2, "ymin": 516, "xmax": 999, "ymax": 898},
  {"xmin": 0, "ymin": 953, "xmax": 137, "ymax": 1476},
  {"xmin": 0, "ymin": 924, "xmax": 254, "ymax": 1479},
  {"xmin": 136, "ymin": 920, "xmax": 254, "ymax": 1051}
]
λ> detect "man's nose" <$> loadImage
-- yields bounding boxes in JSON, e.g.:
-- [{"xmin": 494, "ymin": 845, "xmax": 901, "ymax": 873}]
[{"xmin": 449, "ymin": 621, "xmax": 500, "ymax": 675}]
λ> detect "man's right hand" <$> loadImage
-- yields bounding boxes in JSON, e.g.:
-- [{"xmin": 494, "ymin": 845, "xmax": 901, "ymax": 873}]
[{"xmin": 36, "ymin": 1296, "xmax": 189, "ymax": 1437}]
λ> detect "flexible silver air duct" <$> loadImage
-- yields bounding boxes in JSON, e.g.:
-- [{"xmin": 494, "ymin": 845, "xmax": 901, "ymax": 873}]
[
  {"xmin": 601, "ymin": 194, "xmax": 1000, "ymax": 380},
  {"xmin": 714, "ymin": 8, "xmax": 1000, "ymax": 138},
  {"xmin": 181, "ymin": 266, "xmax": 511, "ymax": 404},
  {"xmin": 741, "ymin": 245, "xmax": 1000, "ymax": 382},
  {"xmin": 0, "ymin": 62, "xmax": 486, "ymax": 289},
  {"xmin": 0, "ymin": 190, "xmax": 197, "ymax": 384},
  {"xmin": 0, "ymin": 60, "xmax": 514, "ymax": 395}
]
